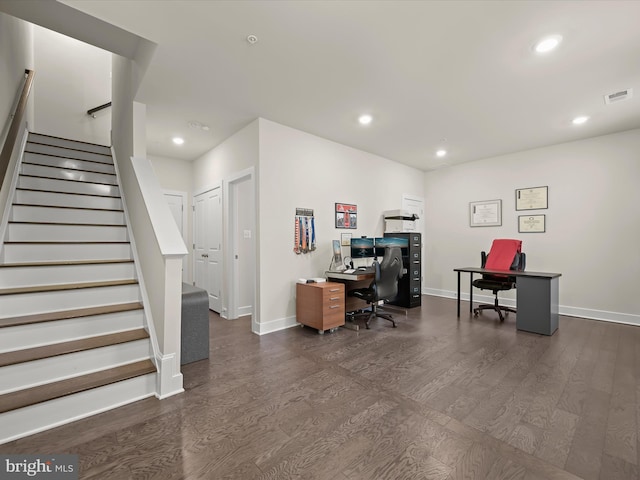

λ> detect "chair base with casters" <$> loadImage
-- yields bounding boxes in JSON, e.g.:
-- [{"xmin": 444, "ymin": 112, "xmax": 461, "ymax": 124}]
[
  {"xmin": 473, "ymin": 288, "xmax": 516, "ymax": 322},
  {"xmin": 347, "ymin": 301, "xmax": 396, "ymax": 329}
]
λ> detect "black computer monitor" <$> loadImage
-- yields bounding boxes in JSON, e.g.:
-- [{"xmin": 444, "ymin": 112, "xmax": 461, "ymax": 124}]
[
  {"xmin": 350, "ymin": 237, "xmax": 375, "ymax": 258},
  {"xmin": 374, "ymin": 236, "xmax": 408, "ymax": 257}
]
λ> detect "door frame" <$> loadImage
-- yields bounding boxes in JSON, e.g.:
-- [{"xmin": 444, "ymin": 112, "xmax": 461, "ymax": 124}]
[{"xmin": 224, "ymin": 167, "xmax": 258, "ymax": 332}]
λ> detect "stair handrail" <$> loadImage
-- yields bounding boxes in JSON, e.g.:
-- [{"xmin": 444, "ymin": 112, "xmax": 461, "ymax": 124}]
[
  {"xmin": 87, "ymin": 101, "xmax": 112, "ymax": 118},
  {"xmin": 0, "ymin": 69, "xmax": 34, "ymax": 188}
]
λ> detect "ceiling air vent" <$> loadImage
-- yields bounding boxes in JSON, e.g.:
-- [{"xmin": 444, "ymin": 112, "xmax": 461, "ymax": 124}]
[{"xmin": 604, "ymin": 88, "xmax": 632, "ymax": 104}]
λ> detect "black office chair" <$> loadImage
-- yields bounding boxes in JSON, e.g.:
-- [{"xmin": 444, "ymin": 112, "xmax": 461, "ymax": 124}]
[
  {"xmin": 348, "ymin": 246, "xmax": 403, "ymax": 329},
  {"xmin": 473, "ymin": 249, "xmax": 526, "ymax": 322}
]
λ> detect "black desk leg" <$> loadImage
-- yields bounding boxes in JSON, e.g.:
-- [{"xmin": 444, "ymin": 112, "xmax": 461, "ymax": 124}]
[
  {"xmin": 457, "ymin": 271, "xmax": 461, "ymax": 317},
  {"xmin": 469, "ymin": 273, "xmax": 473, "ymax": 313}
]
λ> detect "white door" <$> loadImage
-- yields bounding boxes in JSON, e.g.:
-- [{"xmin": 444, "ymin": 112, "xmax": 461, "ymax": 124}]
[
  {"xmin": 164, "ymin": 191, "xmax": 187, "ymax": 282},
  {"xmin": 193, "ymin": 186, "xmax": 222, "ymax": 312},
  {"xmin": 402, "ymin": 194, "xmax": 424, "ymax": 235}
]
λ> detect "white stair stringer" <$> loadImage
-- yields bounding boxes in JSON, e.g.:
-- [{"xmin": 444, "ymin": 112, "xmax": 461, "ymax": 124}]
[{"xmin": 0, "ymin": 132, "xmax": 159, "ymax": 445}]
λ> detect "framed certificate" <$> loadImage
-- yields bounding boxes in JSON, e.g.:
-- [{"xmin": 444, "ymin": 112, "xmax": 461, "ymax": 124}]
[
  {"xmin": 519, "ymin": 215, "xmax": 545, "ymax": 233},
  {"xmin": 516, "ymin": 186, "xmax": 548, "ymax": 210},
  {"xmin": 469, "ymin": 199, "xmax": 502, "ymax": 227}
]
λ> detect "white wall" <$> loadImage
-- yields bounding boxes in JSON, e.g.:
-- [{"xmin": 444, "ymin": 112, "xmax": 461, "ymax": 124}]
[
  {"xmin": 149, "ymin": 154, "xmax": 193, "ymax": 282},
  {"xmin": 423, "ymin": 128, "xmax": 640, "ymax": 324},
  {"xmin": 33, "ymin": 26, "xmax": 110, "ymax": 146},
  {"xmin": 191, "ymin": 120, "xmax": 259, "ymax": 319},
  {"xmin": 0, "ymin": 13, "xmax": 34, "ymax": 145},
  {"xmin": 257, "ymin": 118, "xmax": 425, "ymax": 333},
  {"xmin": 192, "ymin": 120, "xmax": 259, "ymax": 192}
]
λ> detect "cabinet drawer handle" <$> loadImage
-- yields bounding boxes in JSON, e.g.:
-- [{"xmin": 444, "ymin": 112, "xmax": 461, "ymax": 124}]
[
  {"xmin": 329, "ymin": 305, "xmax": 340, "ymax": 309},
  {"xmin": 329, "ymin": 296, "xmax": 341, "ymax": 301},
  {"xmin": 329, "ymin": 288, "xmax": 341, "ymax": 292}
]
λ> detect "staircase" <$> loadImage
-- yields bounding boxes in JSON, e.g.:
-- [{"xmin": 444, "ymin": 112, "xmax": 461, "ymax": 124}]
[{"xmin": 0, "ymin": 132, "xmax": 157, "ymax": 444}]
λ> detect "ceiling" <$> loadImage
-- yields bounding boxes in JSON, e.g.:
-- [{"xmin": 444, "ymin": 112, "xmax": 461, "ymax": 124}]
[{"xmin": 41, "ymin": 1, "xmax": 640, "ymax": 169}]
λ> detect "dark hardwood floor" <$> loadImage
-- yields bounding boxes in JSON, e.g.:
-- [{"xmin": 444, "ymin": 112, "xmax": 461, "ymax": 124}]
[{"xmin": 3, "ymin": 296, "xmax": 639, "ymax": 479}]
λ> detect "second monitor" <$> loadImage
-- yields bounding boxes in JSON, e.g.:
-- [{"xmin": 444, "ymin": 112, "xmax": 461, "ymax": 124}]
[{"xmin": 350, "ymin": 236, "xmax": 409, "ymax": 260}]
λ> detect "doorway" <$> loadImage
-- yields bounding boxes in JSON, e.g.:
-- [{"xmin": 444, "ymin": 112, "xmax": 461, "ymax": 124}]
[
  {"xmin": 193, "ymin": 185, "xmax": 222, "ymax": 312},
  {"xmin": 225, "ymin": 168, "xmax": 256, "ymax": 330}
]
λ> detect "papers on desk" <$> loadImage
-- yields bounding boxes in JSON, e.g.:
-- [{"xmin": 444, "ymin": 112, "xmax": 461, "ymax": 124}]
[
  {"xmin": 297, "ymin": 278, "xmax": 327, "ymax": 284},
  {"xmin": 344, "ymin": 269, "xmax": 356, "ymax": 274}
]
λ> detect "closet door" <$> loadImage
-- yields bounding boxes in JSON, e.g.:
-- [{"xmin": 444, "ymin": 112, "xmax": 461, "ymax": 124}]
[{"xmin": 193, "ymin": 185, "xmax": 222, "ymax": 312}]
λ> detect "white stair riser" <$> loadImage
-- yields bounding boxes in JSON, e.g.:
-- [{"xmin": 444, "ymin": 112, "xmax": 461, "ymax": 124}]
[
  {"xmin": 25, "ymin": 142, "xmax": 113, "ymax": 164},
  {"xmin": 0, "ymin": 310, "xmax": 145, "ymax": 353},
  {"xmin": 0, "ymin": 284, "xmax": 141, "ymax": 318},
  {"xmin": 28, "ymin": 134, "xmax": 111, "ymax": 156},
  {"xmin": 15, "ymin": 189, "xmax": 122, "ymax": 210},
  {"xmin": 23, "ymin": 152, "xmax": 115, "ymax": 174},
  {"xmin": 2, "ymin": 242, "xmax": 131, "ymax": 263},
  {"xmin": 0, "ymin": 338, "xmax": 150, "ymax": 394},
  {"xmin": 7, "ymin": 223, "xmax": 128, "ymax": 242},
  {"xmin": 18, "ymin": 176, "xmax": 120, "ymax": 197},
  {"xmin": 0, "ymin": 374, "xmax": 156, "ymax": 445},
  {"xmin": 11, "ymin": 205, "xmax": 124, "ymax": 225},
  {"xmin": 0, "ymin": 262, "xmax": 136, "ymax": 288},
  {"xmin": 21, "ymin": 164, "xmax": 116, "ymax": 186}
]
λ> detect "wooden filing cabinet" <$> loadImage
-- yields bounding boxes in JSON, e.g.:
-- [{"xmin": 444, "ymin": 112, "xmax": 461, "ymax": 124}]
[{"xmin": 296, "ymin": 282, "xmax": 345, "ymax": 334}]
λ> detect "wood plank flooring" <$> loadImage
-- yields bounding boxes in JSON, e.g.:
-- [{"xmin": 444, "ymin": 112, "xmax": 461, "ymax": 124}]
[{"xmin": 3, "ymin": 296, "xmax": 639, "ymax": 479}]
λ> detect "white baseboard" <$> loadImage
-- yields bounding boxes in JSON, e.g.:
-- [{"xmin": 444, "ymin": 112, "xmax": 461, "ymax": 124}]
[
  {"xmin": 423, "ymin": 288, "xmax": 640, "ymax": 326},
  {"xmin": 255, "ymin": 315, "xmax": 298, "ymax": 335}
]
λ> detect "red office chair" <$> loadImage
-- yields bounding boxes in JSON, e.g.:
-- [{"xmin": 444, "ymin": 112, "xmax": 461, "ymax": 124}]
[{"xmin": 473, "ymin": 239, "xmax": 525, "ymax": 322}]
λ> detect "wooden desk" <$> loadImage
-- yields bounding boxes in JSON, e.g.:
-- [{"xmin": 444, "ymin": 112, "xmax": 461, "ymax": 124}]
[
  {"xmin": 454, "ymin": 267, "xmax": 562, "ymax": 335},
  {"xmin": 325, "ymin": 271, "xmax": 374, "ymax": 312}
]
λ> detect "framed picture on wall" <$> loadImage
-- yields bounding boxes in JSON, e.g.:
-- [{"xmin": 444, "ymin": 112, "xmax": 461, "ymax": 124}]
[
  {"xmin": 469, "ymin": 199, "xmax": 502, "ymax": 227},
  {"xmin": 335, "ymin": 203, "xmax": 357, "ymax": 229},
  {"xmin": 518, "ymin": 214, "xmax": 546, "ymax": 233},
  {"xmin": 516, "ymin": 186, "xmax": 548, "ymax": 210}
]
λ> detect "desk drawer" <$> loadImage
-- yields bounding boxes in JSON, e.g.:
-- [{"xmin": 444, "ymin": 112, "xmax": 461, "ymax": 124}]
[{"xmin": 296, "ymin": 282, "xmax": 345, "ymax": 332}]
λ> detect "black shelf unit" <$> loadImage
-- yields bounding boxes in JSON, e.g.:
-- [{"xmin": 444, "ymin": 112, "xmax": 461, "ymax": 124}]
[{"xmin": 384, "ymin": 232, "xmax": 421, "ymax": 308}]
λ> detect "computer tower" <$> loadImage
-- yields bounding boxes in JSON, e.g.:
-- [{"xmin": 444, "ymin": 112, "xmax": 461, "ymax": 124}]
[{"xmin": 384, "ymin": 232, "xmax": 421, "ymax": 308}]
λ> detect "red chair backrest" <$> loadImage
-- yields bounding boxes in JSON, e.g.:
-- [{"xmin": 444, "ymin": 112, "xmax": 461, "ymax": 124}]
[{"xmin": 485, "ymin": 239, "xmax": 522, "ymax": 270}]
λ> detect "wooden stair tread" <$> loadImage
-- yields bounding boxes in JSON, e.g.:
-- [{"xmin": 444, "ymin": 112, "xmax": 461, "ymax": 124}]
[
  {"xmin": 0, "ymin": 302, "xmax": 143, "ymax": 328},
  {"xmin": 22, "ymin": 160, "xmax": 115, "ymax": 176},
  {"xmin": 29, "ymin": 132, "xmax": 112, "ymax": 150},
  {"xmin": 16, "ymin": 187, "xmax": 121, "ymax": 199},
  {"xmin": 25, "ymin": 142, "xmax": 113, "ymax": 159},
  {"xmin": 0, "ymin": 279, "xmax": 138, "ymax": 296},
  {"xmin": 9, "ymin": 220, "xmax": 126, "ymax": 226},
  {"xmin": 0, "ymin": 359, "xmax": 155, "ymax": 414},
  {"xmin": 0, "ymin": 328, "xmax": 150, "ymax": 367},
  {"xmin": 0, "ymin": 259, "xmax": 133, "ymax": 268},
  {"xmin": 10, "ymin": 205, "xmax": 123, "ymax": 213},
  {"xmin": 4, "ymin": 240, "xmax": 130, "ymax": 244},
  {"xmin": 18, "ymin": 174, "xmax": 117, "ymax": 186}
]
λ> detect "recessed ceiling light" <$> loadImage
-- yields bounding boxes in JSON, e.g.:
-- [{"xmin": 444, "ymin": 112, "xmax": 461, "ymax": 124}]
[
  {"xmin": 534, "ymin": 34, "xmax": 562, "ymax": 54},
  {"xmin": 572, "ymin": 116, "xmax": 589, "ymax": 125},
  {"xmin": 436, "ymin": 149, "xmax": 447, "ymax": 157},
  {"xmin": 188, "ymin": 121, "xmax": 211, "ymax": 132},
  {"xmin": 358, "ymin": 114, "xmax": 373, "ymax": 125},
  {"xmin": 172, "ymin": 137, "xmax": 185, "ymax": 145}
]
